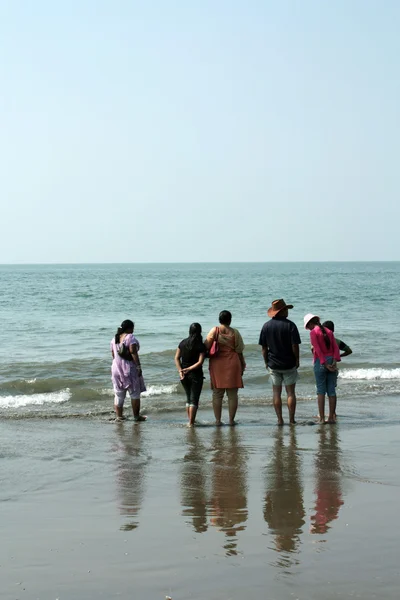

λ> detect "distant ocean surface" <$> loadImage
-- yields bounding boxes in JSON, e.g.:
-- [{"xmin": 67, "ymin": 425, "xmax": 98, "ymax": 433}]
[{"xmin": 1, "ymin": 262, "xmax": 399, "ymax": 421}]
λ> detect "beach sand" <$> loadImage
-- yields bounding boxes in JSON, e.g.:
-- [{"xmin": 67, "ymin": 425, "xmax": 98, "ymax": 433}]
[{"xmin": 1, "ymin": 408, "xmax": 399, "ymax": 600}]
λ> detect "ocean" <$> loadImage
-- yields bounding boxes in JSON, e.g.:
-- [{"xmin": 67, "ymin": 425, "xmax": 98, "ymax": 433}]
[
  {"xmin": 2, "ymin": 262, "xmax": 400, "ymax": 599},
  {"xmin": 1, "ymin": 262, "xmax": 399, "ymax": 422}
]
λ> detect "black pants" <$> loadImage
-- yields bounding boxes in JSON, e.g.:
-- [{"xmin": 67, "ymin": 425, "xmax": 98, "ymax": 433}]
[{"xmin": 180, "ymin": 373, "xmax": 203, "ymax": 408}]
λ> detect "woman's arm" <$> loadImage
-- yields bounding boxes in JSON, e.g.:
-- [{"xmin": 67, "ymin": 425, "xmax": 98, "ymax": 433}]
[
  {"xmin": 204, "ymin": 327, "xmax": 217, "ymax": 351},
  {"xmin": 234, "ymin": 329, "xmax": 245, "ymax": 354},
  {"xmin": 174, "ymin": 348, "xmax": 184, "ymax": 380},
  {"xmin": 129, "ymin": 343, "xmax": 142, "ymax": 375},
  {"xmin": 238, "ymin": 352, "xmax": 246, "ymax": 374},
  {"xmin": 182, "ymin": 352, "xmax": 206, "ymax": 374}
]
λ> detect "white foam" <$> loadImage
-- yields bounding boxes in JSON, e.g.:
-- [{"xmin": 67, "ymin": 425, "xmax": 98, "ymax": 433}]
[
  {"xmin": 142, "ymin": 384, "xmax": 177, "ymax": 397},
  {"xmin": 100, "ymin": 385, "xmax": 177, "ymax": 398},
  {"xmin": 339, "ymin": 368, "xmax": 400, "ymax": 381},
  {"xmin": 0, "ymin": 389, "xmax": 71, "ymax": 409},
  {"xmin": 24, "ymin": 378, "xmax": 37, "ymax": 384},
  {"xmin": 100, "ymin": 388, "xmax": 113, "ymax": 396}
]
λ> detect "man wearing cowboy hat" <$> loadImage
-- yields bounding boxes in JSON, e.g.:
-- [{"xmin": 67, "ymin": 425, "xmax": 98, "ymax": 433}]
[{"xmin": 259, "ymin": 299, "xmax": 301, "ymax": 425}]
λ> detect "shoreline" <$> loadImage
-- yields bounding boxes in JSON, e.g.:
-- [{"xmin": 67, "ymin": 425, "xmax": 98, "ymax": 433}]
[{"xmin": 1, "ymin": 413, "xmax": 400, "ymax": 599}]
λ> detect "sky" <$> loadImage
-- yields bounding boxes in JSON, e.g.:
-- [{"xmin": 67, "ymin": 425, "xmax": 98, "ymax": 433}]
[{"xmin": 1, "ymin": 0, "xmax": 399, "ymax": 263}]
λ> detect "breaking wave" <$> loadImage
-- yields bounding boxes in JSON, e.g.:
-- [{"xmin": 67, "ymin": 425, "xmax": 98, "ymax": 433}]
[
  {"xmin": 339, "ymin": 368, "xmax": 400, "ymax": 381},
  {"xmin": 142, "ymin": 384, "xmax": 178, "ymax": 397},
  {"xmin": 0, "ymin": 389, "xmax": 71, "ymax": 409}
]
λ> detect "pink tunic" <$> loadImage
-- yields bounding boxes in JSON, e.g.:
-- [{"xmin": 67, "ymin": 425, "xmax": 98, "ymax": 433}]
[{"xmin": 310, "ymin": 327, "xmax": 341, "ymax": 365}]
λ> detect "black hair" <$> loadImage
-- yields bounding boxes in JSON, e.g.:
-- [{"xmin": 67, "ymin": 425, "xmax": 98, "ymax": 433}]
[
  {"xmin": 317, "ymin": 319, "xmax": 331, "ymax": 349},
  {"xmin": 186, "ymin": 322, "xmax": 203, "ymax": 351},
  {"xmin": 322, "ymin": 320, "xmax": 335, "ymax": 333},
  {"xmin": 115, "ymin": 319, "xmax": 134, "ymax": 343},
  {"xmin": 308, "ymin": 317, "xmax": 331, "ymax": 349},
  {"xmin": 219, "ymin": 310, "xmax": 232, "ymax": 326}
]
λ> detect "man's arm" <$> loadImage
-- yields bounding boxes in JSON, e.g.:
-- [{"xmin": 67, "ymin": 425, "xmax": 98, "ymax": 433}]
[
  {"xmin": 261, "ymin": 345, "xmax": 269, "ymax": 368},
  {"xmin": 290, "ymin": 323, "xmax": 301, "ymax": 368},
  {"xmin": 340, "ymin": 344, "xmax": 352, "ymax": 358},
  {"xmin": 292, "ymin": 343, "xmax": 299, "ymax": 368}
]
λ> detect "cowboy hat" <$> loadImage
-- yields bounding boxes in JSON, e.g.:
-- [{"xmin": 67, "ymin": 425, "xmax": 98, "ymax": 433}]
[
  {"xmin": 267, "ymin": 299, "xmax": 294, "ymax": 318},
  {"xmin": 303, "ymin": 313, "xmax": 319, "ymax": 329}
]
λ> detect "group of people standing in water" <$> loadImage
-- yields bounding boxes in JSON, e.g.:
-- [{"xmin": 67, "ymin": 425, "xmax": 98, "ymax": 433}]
[{"xmin": 110, "ymin": 299, "xmax": 352, "ymax": 426}]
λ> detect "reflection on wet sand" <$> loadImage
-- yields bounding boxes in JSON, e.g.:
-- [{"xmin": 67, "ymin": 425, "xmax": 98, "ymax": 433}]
[
  {"xmin": 113, "ymin": 424, "xmax": 150, "ymax": 531},
  {"xmin": 180, "ymin": 428, "xmax": 209, "ymax": 533},
  {"xmin": 208, "ymin": 428, "xmax": 248, "ymax": 556},
  {"xmin": 311, "ymin": 426, "xmax": 344, "ymax": 535},
  {"xmin": 264, "ymin": 428, "xmax": 305, "ymax": 567}
]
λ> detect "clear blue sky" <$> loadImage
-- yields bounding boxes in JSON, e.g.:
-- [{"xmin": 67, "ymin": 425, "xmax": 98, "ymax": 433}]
[{"xmin": 1, "ymin": 0, "xmax": 399, "ymax": 263}]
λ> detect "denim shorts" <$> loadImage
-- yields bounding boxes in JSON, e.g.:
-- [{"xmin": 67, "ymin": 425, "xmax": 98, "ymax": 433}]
[
  {"xmin": 268, "ymin": 367, "xmax": 298, "ymax": 386},
  {"xmin": 314, "ymin": 357, "xmax": 336, "ymax": 396}
]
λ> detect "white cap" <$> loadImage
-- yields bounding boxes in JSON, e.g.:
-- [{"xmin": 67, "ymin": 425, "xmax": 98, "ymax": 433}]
[{"xmin": 304, "ymin": 313, "xmax": 319, "ymax": 329}]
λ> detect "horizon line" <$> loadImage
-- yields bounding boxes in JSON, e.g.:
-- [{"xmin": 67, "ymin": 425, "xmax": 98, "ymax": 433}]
[{"xmin": 0, "ymin": 260, "xmax": 399, "ymax": 266}]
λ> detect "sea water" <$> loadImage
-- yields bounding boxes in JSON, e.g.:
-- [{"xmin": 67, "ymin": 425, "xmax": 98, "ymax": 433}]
[{"xmin": 0, "ymin": 262, "xmax": 399, "ymax": 420}]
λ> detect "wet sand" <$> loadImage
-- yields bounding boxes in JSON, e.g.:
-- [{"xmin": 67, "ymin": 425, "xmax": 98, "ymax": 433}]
[{"xmin": 1, "ymin": 409, "xmax": 400, "ymax": 599}]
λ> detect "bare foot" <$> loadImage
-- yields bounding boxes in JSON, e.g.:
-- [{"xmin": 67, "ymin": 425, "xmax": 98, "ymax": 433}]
[
  {"xmin": 187, "ymin": 422, "xmax": 195, "ymax": 428},
  {"xmin": 134, "ymin": 415, "xmax": 147, "ymax": 422},
  {"xmin": 228, "ymin": 420, "xmax": 237, "ymax": 427},
  {"xmin": 215, "ymin": 420, "xmax": 223, "ymax": 427},
  {"xmin": 289, "ymin": 420, "xmax": 296, "ymax": 425},
  {"xmin": 277, "ymin": 420, "xmax": 284, "ymax": 426}
]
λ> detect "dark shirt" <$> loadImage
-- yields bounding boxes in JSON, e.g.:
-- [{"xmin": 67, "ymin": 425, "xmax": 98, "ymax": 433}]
[
  {"xmin": 178, "ymin": 338, "xmax": 206, "ymax": 373},
  {"xmin": 258, "ymin": 317, "xmax": 301, "ymax": 370},
  {"xmin": 335, "ymin": 337, "xmax": 351, "ymax": 353}
]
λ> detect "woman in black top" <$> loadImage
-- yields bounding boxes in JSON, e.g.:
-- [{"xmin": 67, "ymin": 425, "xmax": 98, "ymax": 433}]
[{"xmin": 174, "ymin": 323, "xmax": 206, "ymax": 427}]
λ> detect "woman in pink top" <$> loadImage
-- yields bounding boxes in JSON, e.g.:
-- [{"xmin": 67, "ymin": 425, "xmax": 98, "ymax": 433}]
[{"xmin": 304, "ymin": 314, "xmax": 341, "ymax": 424}]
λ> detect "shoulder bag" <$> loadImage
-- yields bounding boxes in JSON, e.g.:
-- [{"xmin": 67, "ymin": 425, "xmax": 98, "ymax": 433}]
[{"xmin": 209, "ymin": 327, "xmax": 220, "ymax": 357}]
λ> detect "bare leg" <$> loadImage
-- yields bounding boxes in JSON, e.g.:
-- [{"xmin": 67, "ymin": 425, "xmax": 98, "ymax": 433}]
[
  {"xmin": 327, "ymin": 395, "xmax": 337, "ymax": 423},
  {"xmin": 212, "ymin": 388, "xmax": 224, "ymax": 425},
  {"xmin": 131, "ymin": 398, "xmax": 146, "ymax": 421},
  {"xmin": 186, "ymin": 405, "xmax": 190, "ymax": 421},
  {"xmin": 317, "ymin": 393, "xmax": 325, "ymax": 423},
  {"xmin": 285, "ymin": 384, "xmax": 297, "ymax": 424},
  {"xmin": 227, "ymin": 388, "xmax": 238, "ymax": 425},
  {"xmin": 115, "ymin": 391, "xmax": 125, "ymax": 420},
  {"xmin": 188, "ymin": 406, "xmax": 197, "ymax": 426},
  {"xmin": 273, "ymin": 386, "xmax": 284, "ymax": 425}
]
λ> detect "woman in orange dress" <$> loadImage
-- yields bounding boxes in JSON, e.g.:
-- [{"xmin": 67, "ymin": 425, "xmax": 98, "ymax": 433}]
[{"xmin": 205, "ymin": 311, "xmax": 246, "ymax": 426}]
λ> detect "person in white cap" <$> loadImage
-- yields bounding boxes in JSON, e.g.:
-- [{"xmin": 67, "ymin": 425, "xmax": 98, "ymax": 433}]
[
  {"xmin": 259, "ymin": 299, "xmax": 301, "ymax": 425},
  {"xmin": 303, "ymin": 314, "xmax": 341, "ymax": 423}
]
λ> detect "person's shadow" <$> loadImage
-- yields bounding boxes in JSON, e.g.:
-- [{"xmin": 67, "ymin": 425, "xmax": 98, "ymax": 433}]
[
  {"xmin": 264, "ymin": 428, "xmax": 305, "ymax": 568},
  {"xmin": 113, "ymin": 424, "xmax": 151, "ymax": 531},
  {"xmin": 208, "ymin": 428, "xmax": 248, "ymax": 556},
  {"xmin": 310, "ymin": 426, "xmax": 344, "ymax": 535},
  {"xmin": 180, "ymin": 428, "xmax": 209, "ymax": 534}
]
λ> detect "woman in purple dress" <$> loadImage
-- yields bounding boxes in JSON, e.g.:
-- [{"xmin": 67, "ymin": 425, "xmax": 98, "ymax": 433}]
[{"xmin": 110, "ymin": 320, "xmax": 146, "ymax": 422}]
